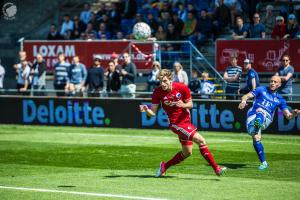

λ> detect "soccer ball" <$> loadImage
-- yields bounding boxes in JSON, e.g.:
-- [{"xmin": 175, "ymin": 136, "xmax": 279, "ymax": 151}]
[{"xmin": 133, "ymin": 22, "xmax": 151, "ymax": 40}]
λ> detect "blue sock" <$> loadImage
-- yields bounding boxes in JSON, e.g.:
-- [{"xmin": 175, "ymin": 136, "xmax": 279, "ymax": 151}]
[
  {"xmin": 255, "ymin": 112, "xmax": 265, "ymax": 125},
  {"xmin": 253, "ymin": 140, "xmax": 266, "ymax": 163}
]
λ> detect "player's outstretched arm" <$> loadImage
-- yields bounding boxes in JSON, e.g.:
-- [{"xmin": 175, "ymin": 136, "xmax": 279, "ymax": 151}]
[
  {"xmin": 139, "ymin": 104, "xmax": 159, "ymax": 117},
  {"xmin": 283, "ymin": 109, "xmax": 300, "ymax": 120},
  {"xmin": 238, "ymin": 92, "xmax": 254, "ymax": 110}
]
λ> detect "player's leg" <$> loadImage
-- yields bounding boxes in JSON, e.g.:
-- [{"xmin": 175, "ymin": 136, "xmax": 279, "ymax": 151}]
[
  {"xmin": 192, "ymin": 133, "xmax": 227, "ymax": 176},
  {"xmin": 252, "ymin": 134, "xmax": 268, "ymax": 170},
  {"xmin": 254, "ymin": 108, "xmax": 266, "ymax": 132}
]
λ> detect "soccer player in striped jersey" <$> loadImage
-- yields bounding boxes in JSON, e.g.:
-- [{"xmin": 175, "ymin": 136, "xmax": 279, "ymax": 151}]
[
  {"xmin": 140, "ymin": 69, "xmax": 226, "ymax": 177},
  {"xmin": 238, "ymin": 76, "xmax": 300, "ymax": 170}
]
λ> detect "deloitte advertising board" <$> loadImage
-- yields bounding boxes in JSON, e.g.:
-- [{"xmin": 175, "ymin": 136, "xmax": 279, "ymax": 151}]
[{"xmin": 0, "ymin": 97, "xmax": 299, "ymax": 134}]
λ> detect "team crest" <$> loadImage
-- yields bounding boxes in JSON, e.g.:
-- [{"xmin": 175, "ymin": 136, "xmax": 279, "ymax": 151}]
[{"xmin": 176, "ymin": 93, "xmax": 181, "ymax": 98}]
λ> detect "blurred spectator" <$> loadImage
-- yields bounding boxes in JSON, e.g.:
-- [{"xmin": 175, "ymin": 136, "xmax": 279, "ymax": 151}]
[
  {"xmin": 191, "ymin": 9, "xmax": 213, "ymax": 47},
  {"xmin": 53, "ymin": 53, "xmax": 70, "ymax": 96},
  {"xmin": 96, "ymin": 3, "xmax": 106, "ymax": 21},
  {"xmin": 275, "ymin": 55, "xmax": 294, "ymax": 101},
  {"xmin": 271, "ymin": 16, "xmax": 286, "ymax": 39},
  {"xmin": 0, "ymin": 59, "xmax": 5, "ymax": 89},
  {"xmin": 188, "ymin": 70, "xmax": 202, "ymax": 94},
  {"xmin": 121, "ymin": 0, "xmax": 137, "ymax": 19},
  {"xmin": 99, "ymin": 13, "xmax": 114, "ymax": 33},
  {"xmin": 199, "ymin": 71, "xmax": 215, "ymax": 99},
  {"xmin": 47, "ymin": 24, "xmax": 63, "ymax": 40},
  {"xmin": 223, "ymin": 56, "xmax": 242, "ymax": 100},
  {"xmin": 14, "ymin": 60, "xmax": 31, "ymax": 94},
  {"xmin": 64, "ymin": 30, "xmax": 73, "ymax": 40},
  {"xmin": 166, "ymin": 23, "xmax": 181, "ymax": 50},
  {"xmin": 134, "ymin": 13, "xmax": 144, "ymax": 23},
  {"xmin": 261, "ymin": 5, "xmax": 276, "ymax": 37},
  {"xmin": 182, "ymin": 12, "xmax": 197, "ymax": 37},
  {"xmin": 238, "ymin": 59, "xmax": 260, "ymax": 95},
  {"xmin": 293, "ymin": 0, "xmax": 300, "ymax": 23},
  {"xmin": 213, "ymin": 0, "xmax": 231, "ymax": 31},
  {"xmin": 60, "ymin": 14, "xmax": 74, "ymax": 36},
  {"xmin": 31, "ymin": 53, "xmax": 47, "ymax": 93},
  {"xmin": 160, "ymin": 11, "xmax": 172, "ymax": 31},
  {"xmin": 283, "ymin": 14, "xmax": 300, "ymax": 39},
  {"xmin": 120, "ymin": 52, "xmax": 137, "ymax": 97},
  {"xmin": 84, "ymin": 22, "xmax": 97, "ymax": 38},
  {"xmin": 116, "ymin": 31, "xmax": 125, "ymax": 40},
  {"xmin": 111, "ymin": 52, "xmax": 122, "ymax": 72},
  {"xmin": 146, "ymin": 12, "xmax": 159, "ymax": 33},
  {"xmin": 232, "ymin": 16, "xmax": 248, "ymax": 39},
  {"xmin": 223, "ymin": 0, "xmax": 242, "ymax": 27},
  {"xmin": 187, "ymin": 3, "xmax": 198, "ymax": 18},
  {"xmin": 109, "ymin": 3, "xmax": 121, "ymax": 25},
  {"xmin": 106, "ymin": 60, "xmax": 121, "ymax": 93},
  {"xmin": 80, "ymin": 3, "xmax": 92, "ymax": 25},
  {"xmin": 89, "ymin": 12, "xmax": 99, "ymax": 30},
  {"xmin": 177, "ymin": 2, "xmax": 187, "ymax": 21},
  {"xmin": 73, "ymin": 15, "xmax": 86, "ymax": 34},
  {"xmin": 171, "ymin": 12, "xmax": 184, "ymax": 36},
  {"xmin": 155, "ymin": 25, "xmax": 167, "ymax": 41},
  {"xmin": 249, "ymin": 13, "xmax": 266, "ymax": 38},
  {"xmin": 86, "ymin": 56, "xmax": 104, "ymax": 97},
  {"xmin": 96, "ymin": 23, "xmax": 111, "ymax": 39},
  {"xmin": 65, "ymin": 56, "xmax": 87, "ymax": 96},
  {"xmin": 172, "ymin": 61, "xmax": 188, "ymax": 85},
  {"xmin": 147, "ymin": 61, "xmax": 160, "ymax": 92}
]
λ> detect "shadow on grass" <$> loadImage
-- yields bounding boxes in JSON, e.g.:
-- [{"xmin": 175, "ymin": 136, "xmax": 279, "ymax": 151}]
[
  {"xmin": 219, "ymin": 163, "xmax": 248, "ymax": 169},
  {"xmin": 104, "ymin": 175, "xmax": 220, "ymax": 181}
]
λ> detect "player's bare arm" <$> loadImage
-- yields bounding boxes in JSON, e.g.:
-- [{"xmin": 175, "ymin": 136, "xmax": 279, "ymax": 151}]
[
  {"xmin": 176, "ymin": 99, "xmax": 193, "ymax": 109},
  {"xmin": 238, "ymin": 92, "xmax": 254, "ymax": 109},
  {"xmin": 139, "ymin": 104, "xmax": 159, "ymax": 117},
  {"xmin": 283, "ymin": 109, "xmax": 300, "ymax": 120}
]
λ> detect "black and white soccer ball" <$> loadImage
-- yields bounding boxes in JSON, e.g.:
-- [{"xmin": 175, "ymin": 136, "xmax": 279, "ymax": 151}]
[{"xmin": 133, "ymin": 22, "xmax": 151, "ymax": 40}]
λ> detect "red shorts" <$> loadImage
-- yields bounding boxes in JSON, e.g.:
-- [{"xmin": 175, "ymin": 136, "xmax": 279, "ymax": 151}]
[{"xmin": 170, "ymin": 123, "xmax": 197, "ymax": 145}]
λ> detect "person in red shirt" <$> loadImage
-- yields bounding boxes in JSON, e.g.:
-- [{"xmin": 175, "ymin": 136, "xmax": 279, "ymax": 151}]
[
  {"xmin": 140, "ymin": 69, "xmax": 226, "ymax": 177},
  {"xmin": 271, "ymin": 16, "xmax": 286, "ymax": 39}
]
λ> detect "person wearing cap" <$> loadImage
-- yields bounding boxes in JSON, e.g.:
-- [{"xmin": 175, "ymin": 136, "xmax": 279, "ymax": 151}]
[
  {"xmin": 239, "ymin": 59, "xmax": 259, "ymax": 95},
  {"xmin": 261, "ymin": 5, "xmax": 276, "ymax": 37},
  {"xmin": 283, "ymin": 14, "xmax": 299, "ymax": 39},
  {"xmin": 85, "ymin": 56, "xmax": 104, "ymax": 97},
  {"xmin": 271, "ymin": 16, "xmax": 286, "ymax": 39},
  {"xmin": 275, "ymin": 55, "xmax": 294, "ymax": 101},
  {"xmin": 223, "ymin": 56, "xmax": 242, "ymax": 100}
]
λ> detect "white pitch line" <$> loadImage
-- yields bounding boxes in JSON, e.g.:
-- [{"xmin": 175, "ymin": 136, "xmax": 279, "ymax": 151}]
[{"xmin": 0, "ymin": 185, "xmax": 168, "ymax": 200}]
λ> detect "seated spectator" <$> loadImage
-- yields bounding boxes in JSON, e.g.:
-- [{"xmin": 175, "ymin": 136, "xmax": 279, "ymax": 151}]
[
  {"xmin": 249, "ymin": 13, "xmax": 266, "ymax": 38},
  {"xmin": 65, "ymin": 56, "xmax": 87, "ymax": 96},
  {"xmin": 188, "ymin": 70, "xmax": 202, "ymax": 94},
  {"xmin": 47, "ymin": 24, "xmax": 63, "ymax": 40},
  {"xmin": 155, "ymin": 25, "xmax": 167, "ymax": 41},
  {"xmin": 177, "ymin": 2, "xmax": 187, "ymax": 22},
  {"xmin": 85, "ymin": 22, "xmax": 97, "ymax": 38},
  {"xmin": 213, "ymin": 0, "xmax": 231, "ymax": 31},
  {"xmin": 181, "ymin": 12, "xmax": 197, "ymax": 38},
  {"xmin": 89, "ymin": 12, "xmax": 99, "ymax": 31},
  {"xmin": 0, "ymin": 58, "xmax": 5, "ymax": 89},
  {"xmin": 31, "ymin": 53, "xmax": 47, "ymax": 94},
  {"xmin": 60, "ymin": 14, "xmax": 74, "ymax": 36},
  {"xmin": 165, "ymin": 23, "xmax": 181, "ymax": 51},
  {"xmin": 261, "ymin": 5, "xmax": 276, "ymax": 37},
  {"xmin": 171, "ymin": 12, "xmax": 184, "ymax": 36},
  {"xmin": 53, "ymin": 53, "xmax": 70, "ymax": 96},
  {"xmin": 146, "ymin": 12, "xmax": 159, "ymax": 34},
  {"xmin": 271, "ymin": 16, "xmax": 286, "ymax": 39},
  {"xmin": 86, "ymin": 56, "xmax": 104, "ymax": 97},
  {"xmin": 223, "ymin": 56, "xmax": 242, "ymax": 100},
  {"xmin": 96, "ymin": 23, "xmax": 111, "ymax": 39},
  {"xmin": 199, "ymin": 71, "xmax": 215, "ymax": 99},
  {"xmin": 121, "ymin": 0, "xmax": 137, "ymax": 19},
  {"xmin": 283, "ymin": 14, "xmax": 300, "ymax": 39},
  {"xmin": 80, "ymin": 3, "xmax": 92, "ymax": 25},
  {"xmin": 232, "ymin": 16, "xmax": 248, "ymax": 39},
  {"xmin": 223, "ymin": 0, "xmax": 242, "ymax": 27},
  {"xmin": 159, "ymin": 11, "xmax": 172, "ymax": 31},
  {"xmin": 115, "ymin": 31, "xmax": 125, "ymax": 40},
  {"xmin": 73, "ymin": 15, "xmax": 86, "ymax": 34},
  {"xmin": 106, "ymin": 60, "xmax": 121, "ymax": 93},
  {"xmin": 147, "ymin": 61, "xmax": 160, "ymax": 92},
  {"xmin": 172, "ymin": 61, "xmax": 188, "ymax": 85}
]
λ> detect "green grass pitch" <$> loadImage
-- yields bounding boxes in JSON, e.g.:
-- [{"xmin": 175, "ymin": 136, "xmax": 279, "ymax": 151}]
[{"xmin": 0, "ymin": 125, "xmax": 300, "ymax": 200}]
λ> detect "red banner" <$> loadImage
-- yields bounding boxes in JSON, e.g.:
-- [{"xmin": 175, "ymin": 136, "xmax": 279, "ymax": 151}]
[
  {"xmin": 216, "ymin": 39, "xmax": 300, "ymax": 72},
  {"xmin": 24, "ymin": 40, "xmax": 154, "ymax": 72}
]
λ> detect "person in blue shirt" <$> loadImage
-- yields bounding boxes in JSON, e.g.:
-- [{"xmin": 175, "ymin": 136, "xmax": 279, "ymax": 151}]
[
  {"xmin": 232, "ymin": 16, "xmax": 248, "ymax": 39},
  {"xmin": 239, "ymin": 59, "xmax": 259, "ymax": 94},
  {"xmin": 249, "ymin": 13, "xmax": 266, "ymax": 38},
  {"xmin": 238, "ymin": 76, "xmax": 300, "ymax": 170}
]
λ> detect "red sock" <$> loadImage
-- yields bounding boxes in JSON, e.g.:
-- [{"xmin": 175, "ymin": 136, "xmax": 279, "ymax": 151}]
[
  {"xmin": 199, "ymin": 144, "xmax": 218, "ymax": 171},
  {"xmin": 165, "ymin": 151, "xmax": 186, "ymax": 170}
]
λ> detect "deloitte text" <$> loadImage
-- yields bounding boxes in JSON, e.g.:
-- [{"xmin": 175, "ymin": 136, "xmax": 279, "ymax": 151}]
[
  {"xmin": 23, "ymin": 100, "xmax": 106, "ymax": 125},
  {"xmin": 141, "ymin": 103, "xmax": 238, "ymax": 130}
]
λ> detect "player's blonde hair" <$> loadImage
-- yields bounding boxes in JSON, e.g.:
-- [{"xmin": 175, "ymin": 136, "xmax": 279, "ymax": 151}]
[{"xmin": 157, "ymin": 69, "xmax": 172, "ymax": 81}]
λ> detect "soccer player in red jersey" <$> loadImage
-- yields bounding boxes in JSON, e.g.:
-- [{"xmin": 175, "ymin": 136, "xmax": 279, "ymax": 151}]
[{"xmin": 140, "ymin": 69, "xmax": 227, "ymax": 177}]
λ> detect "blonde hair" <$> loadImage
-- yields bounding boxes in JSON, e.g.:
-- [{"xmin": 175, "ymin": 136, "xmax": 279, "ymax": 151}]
[
  {"xmin": 157, "ymin": 69, "xmax": 172, "ymax": 81},
  {"xmin": 152, "ymin": 61, "xmax": 161, "ymax": 69}
]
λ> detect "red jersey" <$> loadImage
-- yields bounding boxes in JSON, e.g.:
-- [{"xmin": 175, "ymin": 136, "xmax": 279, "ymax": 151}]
[{"xmin": 152, "ymin": 82, "xmax": 192, "ymax": 125}]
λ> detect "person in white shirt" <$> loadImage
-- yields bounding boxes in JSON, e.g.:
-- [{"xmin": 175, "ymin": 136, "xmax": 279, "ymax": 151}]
[
  {"xmin": 60, "ymin": 14, "xmax": 74, "ymax": 36},
  {"xmin": 15, "ymin": 60, "xmax": 31, "ymax": 93},
  {"xmin": 80, "ymin": 3, "xmax": 92, "ymax": 25},
  {"xmin": 172, "ymin": 61, "xmax": 188, "ymax": 85}
]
